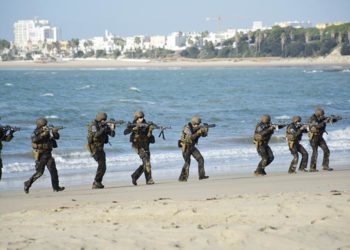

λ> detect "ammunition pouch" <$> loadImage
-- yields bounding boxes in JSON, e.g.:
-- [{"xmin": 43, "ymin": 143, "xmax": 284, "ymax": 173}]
[
  {"xmin": 85, "ymin": 143, "xmax": 95, "ymax": 155},
  {"xmin": 32, "ymin": 150, "xmax": 42, "ymax": 161},
  {"xmin": 310, "ymin": 126, "xmax": 319, "ymax": 134},
  {"xmin": 51, "ymin": 139, "xmax": 58, "ymax": 148},
  {"xmin": 286, "ymin": 134, "xmax": 296, "ymax": 141},
  {"xmin": 178, "ymin": 140, "xmax": 182, "ymax": 148},
  {"xmin": 32, "ymin": 142, "xmax": 51, "ymax": 151},
  {"xmin": 253, "ymin": 133, "xmax": 264, "ymax": 142},
  {"xmin": 288, "ymin": 140, "xmax": 295, "ymax": 149}
]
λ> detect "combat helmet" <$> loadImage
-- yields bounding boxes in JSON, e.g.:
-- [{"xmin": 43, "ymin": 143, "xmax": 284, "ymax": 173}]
[
  {"xmin": 96, "ymin": 112, "xmax": 107, "ymax": 122},
  {"xmin": 36, "ymin": 118, "xmax": 48, "ymax": 128},
  {"xmin": 315, "ymin": 108, "xmax": 325, "ymax": 118},
  {"xmin": 191, "ymin": 116, "xmax": 202, "ymax": 125},
  {"xmin": 292, "ymin": 116, "xmax": 302, "ymax": 123},
  {"xmin": 261, "ymin": 114, "xmax": 271, "ymax": 124},
  {"xmin": 134, "ymin": 111, "xmax": 145, "ymax": 120}
]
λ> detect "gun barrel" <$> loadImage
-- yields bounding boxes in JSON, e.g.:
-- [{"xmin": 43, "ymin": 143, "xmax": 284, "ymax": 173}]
[{"xmin": 203, "ymin": 123, "xmax": 216, "ymax": 128}]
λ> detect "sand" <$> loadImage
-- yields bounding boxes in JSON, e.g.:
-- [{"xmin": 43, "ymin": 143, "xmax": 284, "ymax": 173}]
[
  {"xmin": 0, "ymin": 170, "xmax": 350, "ymax": 250},
  {"xmin": 0, "ymin": 55, "xmax": 350, "ymax": 69}
]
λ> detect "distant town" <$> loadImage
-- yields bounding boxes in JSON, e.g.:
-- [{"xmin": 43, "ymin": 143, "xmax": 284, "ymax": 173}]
[{"xmin": 1, "ymin": 17, "xmax": 350, "ymax": 62}]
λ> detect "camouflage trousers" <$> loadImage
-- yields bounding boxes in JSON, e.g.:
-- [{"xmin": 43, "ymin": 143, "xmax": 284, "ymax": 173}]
[
  {"xmin": 25, "ymin": 152, "xmax": 60, "ymax": 189},
  {"xmin": 132, "ymin": 147, "xmax": 153, "ymax": 183},
  {"xmin": 255, "ymin": 144, "xmax": 274, "ymax": 173},
  {"xmin": 310, "ymin": 136, "xmax": 330, "ymax": 170},
  {"xmin": 179, "ymin": 146, "xmax": 205, "ymax": 181},
  {"xmin": 0, "ymin": 157, "xmax": 3, "ymax": 181},
  {"xmin": 288, "ymin": 142, "xmax": 308, "ymax": 173},
  {"xmin": 93, "ymin": 150, "xmax": 106, "ymax": 183}
]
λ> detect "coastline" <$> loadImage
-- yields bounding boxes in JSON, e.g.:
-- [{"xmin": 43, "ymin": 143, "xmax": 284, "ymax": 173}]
[
  {"xmin": 0, "ymin": 169, "xmax": 349, "ymax": 249},
  {"xmin": 0, "ymin": 56, "xmax": 350, "ymax": 69}
]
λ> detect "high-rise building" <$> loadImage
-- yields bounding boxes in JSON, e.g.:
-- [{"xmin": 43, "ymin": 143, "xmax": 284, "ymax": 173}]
[{"xmin": 13, "ymin": 18, "xmax": 61, "ymax": 48}]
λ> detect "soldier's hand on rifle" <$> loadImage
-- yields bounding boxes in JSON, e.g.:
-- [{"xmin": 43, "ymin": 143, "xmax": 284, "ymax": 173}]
[
  {"xmin": 52, "ymin": 127, "xmax": 59, "ymax": 133},
  {"xmin": 41, "ymin": 127, "xmax": 50, "ymax": 136},
  {"xmin": 109, "ymin": 123, "xmax": 116, "ymax": 130},
  {"xmin": 201, "ymin": 127, "xmax": 208, "ymax": 134}
]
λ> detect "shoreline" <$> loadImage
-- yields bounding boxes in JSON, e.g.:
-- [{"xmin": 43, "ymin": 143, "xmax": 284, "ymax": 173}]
[
  {"xmin": 1, "ymin": 56, "xmax": 350, "ymax": 69},
  {"xmin": 0, "ymin": 169, "xmax": 349, "ymax": 249}
]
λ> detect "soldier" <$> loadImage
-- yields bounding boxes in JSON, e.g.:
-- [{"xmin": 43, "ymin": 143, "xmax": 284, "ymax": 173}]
[
  {"xmin": 253, "ymin": 114, "xmax": 281, "ymax": 176},
  {"xmin": 124, "ymin": 111, "xmax": 155, "ymax": 186},
  {"xmin": 308, "ymin": 108, "xmax": 339, "ymax": 172},
  {"xmin": 0, "ymin": 125, "xmax": 16, "ymax": 181},
  {"xmin": 286, "ymin": 116, "xmax": 309, "ymax": 173},
  {"xmin": 87, "ymin": 112, "xmax": 116, "ymax": 189},
  {"xmin": 24, "ymin": 118, "xmax": 65, "ymax": 193},
  {"xmin": 178, "ymin": 116, "xmax": 209, "ymax": 182}
]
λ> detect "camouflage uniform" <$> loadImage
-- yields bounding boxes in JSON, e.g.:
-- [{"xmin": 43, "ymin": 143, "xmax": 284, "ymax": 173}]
[
  {"xmin": 178, "ymin": 117, "xmax": 209, "ymax": 181},
  {"xmin": 0, "ymin": 127, "xmax": 14, "ymax": 181},
  {"xmin": 253, "ymin": 117, "xmax": 275, "ymax": 175},
  {"xmin": 87, "ymin": 113, "xmax": 115, "ymax": 189},
  {"xmin": 24, "ymin": 118, "xmax": 64, "ymax": 193},
  {"xmin": 308, "ymin": 111, "xmax": 333, "ymax": 171},
  {"xmin": 286, "ymin": 119, "xmax": 308, "ymax": 173},
  {"xmin": 124, "ymin": 112, "xmax": 155, "ymax": 185}
]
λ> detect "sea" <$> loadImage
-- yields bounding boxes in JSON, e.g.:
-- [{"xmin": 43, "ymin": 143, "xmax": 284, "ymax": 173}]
[{"xmin": 0, "ymin": 66, "xmax": 349, "ymax": 191}]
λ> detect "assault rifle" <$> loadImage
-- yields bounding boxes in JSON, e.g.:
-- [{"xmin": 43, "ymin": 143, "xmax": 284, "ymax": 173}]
[
  {"xmin": 126, "ymin": 122, "xmax": 171, "ymax": 140},
  {"xmin": 200, "ymin": 123, "xmax": 216, "ymax": 129},
  {"xmin": 106, "ymin": 119, "xmax": 126, "ymax": 126},
  {"xmin": 46, "ymin": 124, "xmax": 64, "ymax": 131},
  {"xmin": 271, "ymin": 123, "xmax": 287, "ymax": 130},
  {"xmin": 0, "ymin": 125, "xmax": 21, "ymax": 133},
  {"xmin": 324, "ymin": 115, "xmax": 342, "ymax": 124}
]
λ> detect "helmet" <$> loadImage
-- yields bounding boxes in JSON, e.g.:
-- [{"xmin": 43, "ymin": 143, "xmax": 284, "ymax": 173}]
[
  {"xmin": 315, "ymin": 108, "xmax": 325, "ymax": 117},
  {"xmin": 292, "ymin": 116, "xmax": 302, "ymax": 123},
  {"xmin": 36, "ymin": 118, "xmax": 48, "ymax": 128},
  {"xmin": 191, "ymin": 116, "xmax": 202, "ymax": 125},
  {"xmin": 261, "ymin": 114, "xmax": 271, "ymax": 124},
  {"xmin": 134, "ymin": 111, "xmax": 145, "ymax": 120},
  {"xmin": 96, "ymin": 112, "xmax": 107, "ymax": 122}
]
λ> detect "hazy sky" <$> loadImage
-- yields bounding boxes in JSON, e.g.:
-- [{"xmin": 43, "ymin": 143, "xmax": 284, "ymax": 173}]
[{"xmin": 1, "ymin": 0, "xmax": 349, "ymax": 41}]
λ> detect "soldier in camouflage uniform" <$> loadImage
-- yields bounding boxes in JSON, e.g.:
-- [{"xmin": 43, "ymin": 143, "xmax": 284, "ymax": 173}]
[
  {"xmin": 24, "ymin": 118, "xmax": 65, "ymax": 193},
  {"xmin": 124, "ymin": 111, "xmax": 155, "ymax": 186},
  {"xmin": 253, "ymin": 115, "xmax": 277, "ymax": 176},
  {"xmin": 286, "ymin": 116, "xmax": 308, "ymax": 173},
  {"xmin": 87, "ymin": 112, "xmax": 116, "ymax": 189},
  {"xmin": 308, "ymin": 108, "xmax": 339, "ymax": 172},
  {"xmin": 178, "ymin": 116, "xmax": 209, "ymax": 182},
  {"xmin": 0, "ymin": 125, "xmax": 15, "ymax": 181}
]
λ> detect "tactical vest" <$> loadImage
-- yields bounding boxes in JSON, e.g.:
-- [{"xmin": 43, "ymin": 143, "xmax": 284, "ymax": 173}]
[
  {"xmin": 253, "ymin": 122, "xmax": 273, "ymax": 144},
  {"xmin": 130, "ymin": 121, "xmax": 154, "ymax": 148},
  {"xmin": 31, "ymin": 129, "xmax": 56, "ymax": 152},
  {"xmin": 87, "ymin": 121, "xmax": 108, "ymax": 148},
  {"xmin": 180, "ymin": 123, "xmax": 199, "ymax": 146},
  {"xmin": 308, "ymin": 115, "xmax": 326, "ymax": 139}
]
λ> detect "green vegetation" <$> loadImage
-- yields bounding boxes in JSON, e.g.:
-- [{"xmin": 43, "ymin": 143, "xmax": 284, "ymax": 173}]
[
  {"xmin": 181, "ymin": 23, "xmax": 350, "ymax": 59},
  {"xmin": 125, "ymin": 48, "xmax": 174, "ymax": 59}
]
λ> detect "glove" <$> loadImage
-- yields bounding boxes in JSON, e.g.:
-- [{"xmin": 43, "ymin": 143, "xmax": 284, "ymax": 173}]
[
  {"xmin": 41, "ymin": 130, "xmax": 49, "ymax": 137},
  {"xmin": 201, "ymin": 127, "xmax": 208, "ymax": 134},
  {"xmin": 52, "ymin": 127, "xmax": 59, "ymax": 133},
  {"xmin": 109, "ymin": 123, "xmax": 116, "ymax": 130}
]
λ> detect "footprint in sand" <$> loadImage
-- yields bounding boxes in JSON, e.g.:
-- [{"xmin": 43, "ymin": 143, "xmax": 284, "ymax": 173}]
[{"xmin": 258, "ymin": 225, "xmax": 278, "ymax": 232}]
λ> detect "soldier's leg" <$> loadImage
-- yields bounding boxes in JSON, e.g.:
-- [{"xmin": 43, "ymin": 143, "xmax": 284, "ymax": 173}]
[
  {"xmin": 319, "ymin": 137, "xmax": 331, "ymax": 170},
  {"xmin": 192, "ymin": 147, "xmax": 208, "ymax": 179},
  {"xmin": 266, "ymin": 145, "xmax": 274, "ymax": 166},
  {"xmin": 93, "ymin": 150, "xmax": 106, "ymax": 184},
  {"xmin": 288, "ymin": 145, "xmax": 298, "ymax": 174},
  {"xmin": 298, "ymin": 144, "xmax": 308, "ymax": 171},
  {"xmin": 309, "ymin": 138, "xmax": 319, "ymax": 171},
  {"xmin": 142, "ymin": 150, "xmax": 154, "ymax": 184},
  {"xmin": 255, "ymin": 145, "xmax": 268, "ymax": 175},
  {"xmin": 179, "ymin": 149, "xmax": 191, "ymax": 181},
  {"xmin": 0, "ymin": 158, "xmax": 2, "ymax": 181},
  {"xmin": 46, "ymin": 155, "xmax": 61, "ymax": 191},
  {"xmin": 24, "ymin": 154, "xmax": 48, "ymax": 192}
]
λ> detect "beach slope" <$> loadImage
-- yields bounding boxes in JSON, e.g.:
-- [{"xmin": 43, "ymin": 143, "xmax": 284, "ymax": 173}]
[{"xmin": 0, "ymin": 170, "xmax": 350, "ymax": 249}]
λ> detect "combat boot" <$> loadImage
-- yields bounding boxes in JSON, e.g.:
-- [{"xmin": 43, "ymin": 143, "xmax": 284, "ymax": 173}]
[
  {"xmin": 299, "ymin": 168, "xmax": 308, "ymax": 172},
  {"xmin": 53, "ymin": 186, "xmax": 65, "ymax": 192},
  {"xmin": 24, "ymin": 181, "xmax": 30, "ymax": 194},
  {"xmin": 322, "ymin": 166, "xmax": 333, "ymax": 171},
  {"xmin": 131, "ymin": 174, "xmax": 138, "ymax": 186},
  {"xmin": 146, "ymin": 179, "xmax": 155, "ymax": 185},
  {"xmin": 254, "ymin": 169, "xmax": 265, "ymax": 176},
  {"xmin": 309, "ymin": 168, "xmax": 319, "ymax": 172},
  {"xmin": 288, "ymin": 167, "xmax": 297, "ymax": 174},
  {"xmin": 92, "ymin": 181, "xmax": 104, "ymax": 189},
  {"xmin": 199, "ymin": 176, "xmax": 209, "ymax": 180}
]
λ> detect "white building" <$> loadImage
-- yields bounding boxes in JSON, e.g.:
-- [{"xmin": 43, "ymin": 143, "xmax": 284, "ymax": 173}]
[
  {"xmin": 14, "ymin": 18, "xmax": 60, "ymax": 48},
  {"xmin": 166, "ymin": 32, "xmax": 186, "ymax": 50},
  {"xmin": 252, "ymin": 21, "xmax": 263, "ymax": 31},
  {"xmin": 274, "ymin": 20, "xmax": 312, "ymax": 29},
  {"xmin": 149, "ymin": 35, "xmax": 166, "ymax": 49}
]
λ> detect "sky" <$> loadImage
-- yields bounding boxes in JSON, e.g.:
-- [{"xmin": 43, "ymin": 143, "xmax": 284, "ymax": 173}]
[{"xmin": 1, "ymin": 0, "xmax": 349, "ymax": 41}]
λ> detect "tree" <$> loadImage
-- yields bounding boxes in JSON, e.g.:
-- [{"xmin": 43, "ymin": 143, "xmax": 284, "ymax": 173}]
[
  {"xmin": 134, "ymin": 37, "xmax": 141, "ymax": 45},
  {"xmin": 340, "ymin": 43, "xmax": 350, "ymax": 55},
  {"xmin": 198, "ymin": 41, "xmax": 217, "ymax": 59},
  {"xmin": 0, "ymin": 39, "xmax": 11, "ymax": 51},
  {"xmin": 95, "ymin": 49, "xmax": 107, "ymax": 58},
  {"xmin": 180, "ymin": 46, "xmax": 200, "ymax": 58}
]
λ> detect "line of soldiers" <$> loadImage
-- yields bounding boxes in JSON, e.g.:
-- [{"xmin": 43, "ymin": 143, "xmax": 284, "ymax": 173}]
[
  {"xmin": 0, "ymin": 107, "xmax": 343, "ymax": 193},
  {"xmin": 253, "ymin": 108, "xmax": 342, "ymax": 176}
]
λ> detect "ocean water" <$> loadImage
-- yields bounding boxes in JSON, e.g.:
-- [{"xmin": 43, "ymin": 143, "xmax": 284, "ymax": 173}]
[{"xmin": 0, "ymin": 67, "xmax": 349, "ymax": 190}]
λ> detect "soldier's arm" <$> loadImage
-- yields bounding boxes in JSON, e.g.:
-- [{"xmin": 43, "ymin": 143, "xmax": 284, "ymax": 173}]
[
  {"xmin": 32, "ymin": 130, "xmax": 45, "ymax": 143},
  {"xmin": 93, "ymin": 125, "xmax": 108, "ymax": 139},
  {"xmin": 4, "ymin": 131, "xmax": 14, "ymax": 142},
  {"xmin": 108, "ymin": 127, "xmax": 116, "ymax": 137},
  {"xmin": 256, "ymin": 125, "xmax": 273, "ymax": 136}
]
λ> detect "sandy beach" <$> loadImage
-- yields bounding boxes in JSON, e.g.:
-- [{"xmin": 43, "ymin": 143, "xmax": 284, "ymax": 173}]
[
  {"xmin": 0, "ymin": 169, "xmax": 349, "ymax": 249},
  {"xmin": 0, "ymin": 55, "xmax": 350, "ymax": 69}
]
